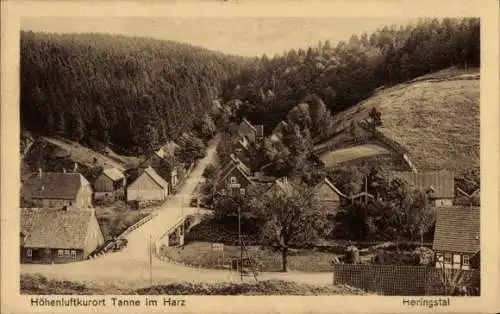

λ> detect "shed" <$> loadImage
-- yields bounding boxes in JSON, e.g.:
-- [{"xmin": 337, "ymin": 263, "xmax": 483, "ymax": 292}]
[{"xmin": 127, "ymin": 166, "xmax": 169, "ymax": 203}]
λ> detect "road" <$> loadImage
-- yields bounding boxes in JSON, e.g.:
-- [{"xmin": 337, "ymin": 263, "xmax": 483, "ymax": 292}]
[{"xmin": 21, "ymin": 135, "xmax": 333, "ymax": 289}]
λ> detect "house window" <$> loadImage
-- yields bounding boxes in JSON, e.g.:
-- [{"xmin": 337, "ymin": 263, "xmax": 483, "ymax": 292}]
[
  {"xmin": 230, "ymin": 177, "xmax": 237, "ymax": 184},
  {"xmin": 463, "ymin": 254, "xmax": 470, "ymax": 266},
  {"xmin": 71, "ymin": 250, "xmax": 77, "ymax": 257},
  {"xmin": 57, "ymin": 250, "xmax": 63, "ymax": 257},
  {"xmin": 64, "ymin": 250, "xmax": 70, "ymax": 257},
  {"xmin": 444, "ymin": 253, "xmax": 452, "ymax": 264},
  {"xmin": 26, "ymin": 248, "xmax": 32, "ymax": 257},
  {"xmin": 240, "ymin": 188, "xmax": 246, "ymax": 196}
]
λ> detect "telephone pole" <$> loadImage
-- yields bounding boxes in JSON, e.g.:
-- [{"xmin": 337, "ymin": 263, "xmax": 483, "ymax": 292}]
[
  {"xmin": 239, "ymin": 206, "xmax": 243, "ymax": 281},
  {"xmin": 149, "ymin": 234, "xmax": 153, "ymax": 286}
]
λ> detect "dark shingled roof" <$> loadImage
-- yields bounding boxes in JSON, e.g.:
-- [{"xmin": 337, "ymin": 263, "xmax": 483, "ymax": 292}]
[
  {"xmin": 433, "ymin": 206, "xmax": 480, "ymax": 254},
  {"xmin": 22, "ymin": 172, "xmax": 89, "ymax": 200},
  {"xmin": 387, "ymin": 170, "xmax": 454, "ymax": 199},
  {"xmin": 21, "ymin": 208, "xmax": 95, "ymax": 249}
]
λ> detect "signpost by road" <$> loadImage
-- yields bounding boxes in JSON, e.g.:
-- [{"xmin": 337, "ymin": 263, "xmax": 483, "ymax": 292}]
[{"xmin": 212, "ymin": 243, "xmax": 224, "ymax": 266}]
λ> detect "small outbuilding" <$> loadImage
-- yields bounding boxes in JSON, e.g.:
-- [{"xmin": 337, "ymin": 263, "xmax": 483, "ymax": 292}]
[
  {"xmin": 93, "ymin": 168, "xmax": 126, "ymax": 201},
  {"xmin": 127, "ymin": 166, "xmax": 169, "ymax": 205}
]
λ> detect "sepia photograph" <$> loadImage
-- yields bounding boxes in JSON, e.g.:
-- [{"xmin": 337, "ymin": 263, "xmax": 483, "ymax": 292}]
[
  {"xmin": 18, "ymin": 15, "xmax": 481, "ymax": 296},
  {"xmin": 1, "ymin": 1, "xmax": 499, "ymax": 313}
]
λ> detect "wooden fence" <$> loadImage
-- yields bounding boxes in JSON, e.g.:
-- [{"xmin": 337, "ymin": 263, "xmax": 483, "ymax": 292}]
[
  {"xmin": 332, "ymin": 264, "xmax": 480, "ymax": 296},
  {"xmin": 88, "ymin": 212, "xmax": 158, "ymax": 258}
]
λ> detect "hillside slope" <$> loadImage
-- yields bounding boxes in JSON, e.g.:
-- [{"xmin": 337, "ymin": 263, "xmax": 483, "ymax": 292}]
[
  {"xmin": 21, "ymin": 31, "xmax": 249, "ymax": 154},
  {"xmin": 21, "ymin": 133, "xmax": 141, "ymax": 183},
  {"xmin": 319, "ymin": 68, "xmax": 480, "ymax": 175}
]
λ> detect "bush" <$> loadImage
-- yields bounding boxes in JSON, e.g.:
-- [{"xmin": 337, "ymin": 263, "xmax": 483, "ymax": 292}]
[
  {"xmin": 345, "ymin": 246, "xmax": 360, "ymax": 264},
  {"xmin": 185, "ymin": 216, "xmax": 260, "ymax": 245},
  {"xmin": 20, "ymin": 274, "xmax": 97, "ymax": 295},
  {"xmin": 372, "ymin": 250, "xmax": 419, "ymax": 266},
  {"xmin": 136, "ymin": 280, "xmax": 368, "ymax": 295}
]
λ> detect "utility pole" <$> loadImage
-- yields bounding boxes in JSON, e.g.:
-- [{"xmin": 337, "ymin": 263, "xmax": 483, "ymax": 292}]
[
  {"xmin": 149, "ymin": 234, "xmax": 152, "ymax": 286},
  {"xmin": 364, "ymin": 176, "xmax": 368, "ymax": 205},
  {"xmin": 238, "ymin": 205, "xmax": 243, "ymax": 282}
]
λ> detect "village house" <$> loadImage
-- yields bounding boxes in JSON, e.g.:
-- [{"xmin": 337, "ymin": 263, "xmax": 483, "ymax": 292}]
[
  {"xmin": 93, "ymin": 167, "xmax": 126, "ymax": 201},
  {"xmin": 139, "ymin": 141, "xmax": 180, "ymax": 193},
  {"xmin": 127, "ymin": 166, "xmax": 169, "ymax": 204},
  {"xmin": 20, "ymin": 207, "xmax": 104, "ymax": 264},
  {"xmin": 310, "ymin": 177, "xmax": 349, "ymax": 211},
  {"xmin": 21, "ymin": 170, "xmax": 93, "ymax": 209},
  {"xmin": 387, "ymin": 170, "xmax": 455, "ymax": 206},
  {"xmin": 433, "ymin": 206, "xmax": 480, "ymax": 270},
  {"xmin": 238, "ymin": 118, "xmax": 264, "ymax": 143},
  {"xmin": 213, "ymin": 155, "xmax": 254, "ymax": 197}
]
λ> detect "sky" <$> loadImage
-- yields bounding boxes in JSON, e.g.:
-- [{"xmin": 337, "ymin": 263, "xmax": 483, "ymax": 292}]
[{"xmin": 21, "ymin": 17, "xmax": 418, "ymax": 57}]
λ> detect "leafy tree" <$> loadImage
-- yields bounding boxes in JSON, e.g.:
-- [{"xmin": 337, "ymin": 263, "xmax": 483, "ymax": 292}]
[
  {"xmin": 176, "ymin": 132, "xmax": 206, "ymax": 165},
  {"xmin": 368, "ymin": 107, "xmax": 382, "ymax": 130},
  {"xmin": 193, "ymin": 113, "xmax": 216, "ymax": 142},
  {"xmin": 248, "ymin": 182, "xmax": 326, "ymax": 272}
]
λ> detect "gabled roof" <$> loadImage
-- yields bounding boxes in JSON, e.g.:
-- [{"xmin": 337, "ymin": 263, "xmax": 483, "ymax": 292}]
[
  {"xmin": 264, "ymin": 177, "xmax": 295, "ymax": 198},
  {"xmin": 313, "ymin": 178, "xmax": 348, "ymax": 199},
  {"xmin": 240, "ymin": 118, "xmax": 257, "ymax": 133},
  {"xmin": 22, "ymin": 172, "xmax": 89, "ymax": 200},
  {"xmin": 21, "ymin": 208, "xmax": 96, "ymax": 249},
  {"xmin": 142, "ymin": 167, "xmax": 169, "ymax": 189},
  {"xmin": 387, "ymin": 170, "xmax": 454, "ymax": 199},
  {"xmin": 433, "ymin": 206, "xmax": 480, "ymax": 254},
  {"xmin": 215, "ymin": 157, "xmax": 254, "ymax": 189},
  {"xmin": 102, "ymin": 168, "xmax": 125, "ymax": 182}
]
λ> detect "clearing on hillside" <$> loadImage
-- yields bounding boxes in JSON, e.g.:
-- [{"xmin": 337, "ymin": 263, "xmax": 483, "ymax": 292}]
[
  {"xmin": 320, "ymin": 67, "xmax": 479, "ymax": 174},
  {"xmin": 40, "ymin": 136, "xmax": 140, "ymax": 171},
  {"xmin": 317, "ymin": 144, "xmax": 391, "ymax": 169}
]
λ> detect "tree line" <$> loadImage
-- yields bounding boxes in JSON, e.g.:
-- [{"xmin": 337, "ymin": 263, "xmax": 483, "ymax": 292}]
[
  {"xmin": 223, "ymin": 18, "xmax": 480, "ymax": 136},
  {"xmin": 20, "ymin": 31, "xmax": 251, "ymax": 154}
]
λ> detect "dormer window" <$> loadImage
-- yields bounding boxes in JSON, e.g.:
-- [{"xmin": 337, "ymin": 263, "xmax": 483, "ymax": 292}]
[{"xmin": 230, "ymin": 177, "xmax": 237, "ymax": 184}]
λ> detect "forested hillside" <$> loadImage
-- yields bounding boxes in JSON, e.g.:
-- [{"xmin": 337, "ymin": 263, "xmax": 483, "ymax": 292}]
[
  {"xmin": 223, "ymin": 18, "xmax": 480, "ymax": 140},
  {"xmin": 20, "ymin": 31, "xmax": 252, "ymax": 154}
]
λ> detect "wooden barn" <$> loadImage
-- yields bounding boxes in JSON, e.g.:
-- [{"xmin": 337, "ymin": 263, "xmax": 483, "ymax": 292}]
[
  {"xmin": 21, "ymin": 170, "xmax": 93, "ymax": 209},
  {"xmin": 127, "ymin": 166, "xmax": 169, "ymax": 203},
  {"xmin": 20, "ymin": 207, "xmax": 104, "ymax": 264},
  {"xmin": 93, "ymin": 168, "xmax": 126, "ymax": 201}
]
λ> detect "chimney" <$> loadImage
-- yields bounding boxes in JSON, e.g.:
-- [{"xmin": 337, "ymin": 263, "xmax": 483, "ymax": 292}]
[
  {"xmin": 38, "ymin": 168, "xmax": 42, "ymax": 179},
  {"xmin": 73, "ymin": 162, "xmax": 78, "ymax": 172}
]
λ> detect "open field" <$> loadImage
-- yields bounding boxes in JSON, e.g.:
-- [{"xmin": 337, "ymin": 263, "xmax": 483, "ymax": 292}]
[
  {"xmin": 317, "ymin": 144, "xmax": 391, "ymax": 169},
  {"xmin": 322, "ymin": 67, "xmax": 479, "ymax": 174},
  {"xmin": 41, "ymin": 136, "xmax": 141, "ymax": 171},
  {"xmin": 161, "ymin": 241, "xmax": 337, "ymax": 273}
]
